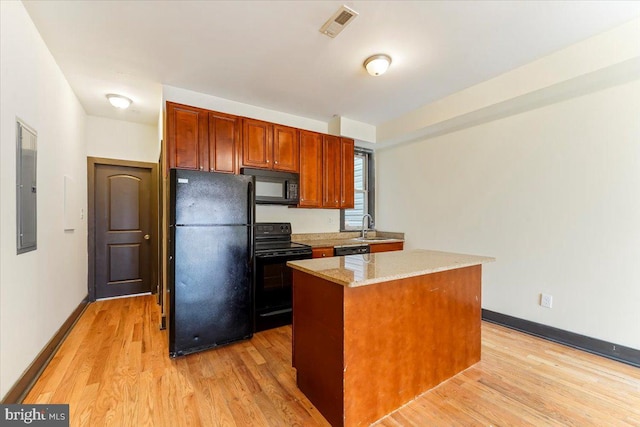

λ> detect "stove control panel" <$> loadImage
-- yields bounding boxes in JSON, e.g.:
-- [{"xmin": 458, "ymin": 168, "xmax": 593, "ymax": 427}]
[{"xmin": 255, "ymin": 222, "xmax": 292, "ymax": 237}]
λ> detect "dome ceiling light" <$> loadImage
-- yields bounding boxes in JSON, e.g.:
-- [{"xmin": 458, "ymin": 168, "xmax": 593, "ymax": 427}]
[
  {"xmin": 106, "ymin": 94, "xmax": 132, "ymax": 109},
  {"xmin": 363, "ymin": 54, "xmax": 392, "ymax": 77}
]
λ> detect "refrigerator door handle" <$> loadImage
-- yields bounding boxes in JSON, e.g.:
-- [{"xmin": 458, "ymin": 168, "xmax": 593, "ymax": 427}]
[
  {"xmin": 248, "ymin": 180, "xmax": 255, "ymax": 226},
  {"xmin": 248, "ymin": 180, "xmax": 255, "ymax": 266}
]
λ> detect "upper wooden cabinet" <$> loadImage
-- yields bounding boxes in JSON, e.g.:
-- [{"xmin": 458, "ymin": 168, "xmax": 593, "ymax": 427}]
[
  {"xmin": 299, "ymin": 130, "xmax": 323, "ymax": 208},
  {"xmin": 273, "ymin": 125, "xmax": 299, "ymax": 172},
  {"xmin": 166, "ymin": 102, "xmax": 209, "ymax": 171},
  {"xmin": 240, "ymin": 119, "xmax": 299, "ymax": 172},
  {"xmin": 340, "ymin": 138, "xmax": 355, "ymax": 209},
  {"xmin": 321, "ymin": 136, "xmax": 355, "ymax": 209},
  {"xmin": 209, "ymin": 111, "xmax": 240, "ymax": 174},
  {"xmin": 241, "ymin": 118, "xmax": 272, "ymax": 169},
  {"xmin": 323, "ymin": 135, "xmax": 342, "ymax": 208},
  {"xmin": 166, "ymin": 102, "xmax": 238, "ymax": 174},
  {"xmin": 166, "ymin": 101, "xmax": 353, "ymax": 210},
  {"xmin": 299, "ymin": 133, "xmax": 355, "ymax": 209}
]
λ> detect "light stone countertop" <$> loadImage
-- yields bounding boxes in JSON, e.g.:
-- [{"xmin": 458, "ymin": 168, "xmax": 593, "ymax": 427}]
[
  {"xmin": 292, "ymin": 230, "xmax": 405, "ymax": 248},
  {"xmin": 287, "ymin": 249, "xmax": 495, "ymax": 287}
]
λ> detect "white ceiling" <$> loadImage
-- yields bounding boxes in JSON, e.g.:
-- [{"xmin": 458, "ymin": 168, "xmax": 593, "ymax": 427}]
[{"xmin": 22, "ymin": 1, "xmax": 640, "ymax": 127}]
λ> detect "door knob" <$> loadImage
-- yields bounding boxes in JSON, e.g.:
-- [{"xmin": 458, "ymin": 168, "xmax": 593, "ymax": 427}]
[{"xmin": 144, "ymin": 234, "xmax": 150, "ymax": 240}]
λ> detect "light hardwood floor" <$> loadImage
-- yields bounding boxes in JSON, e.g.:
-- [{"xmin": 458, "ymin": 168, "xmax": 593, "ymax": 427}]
[{"xmin": 24, "ymin": 295, "xmax": 640, "ymax": 426}]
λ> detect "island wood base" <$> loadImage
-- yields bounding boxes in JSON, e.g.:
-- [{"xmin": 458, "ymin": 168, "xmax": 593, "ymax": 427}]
[{"xmin": 292, "ymin": 265, "xmax": 482, "ymax": 427}]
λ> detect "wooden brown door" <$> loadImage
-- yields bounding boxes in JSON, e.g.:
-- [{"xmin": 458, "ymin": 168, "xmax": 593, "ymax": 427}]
[
  {"xmin": 93, "ymin": 163, "xmax": 154, "ymax": 299},
  {"xmin": 299, "ymin": 130, "xmax": 323, "ymax": 208},
  {"xmin": 273, "ymin": 124, "xmax": 299, "ymax": 172}
]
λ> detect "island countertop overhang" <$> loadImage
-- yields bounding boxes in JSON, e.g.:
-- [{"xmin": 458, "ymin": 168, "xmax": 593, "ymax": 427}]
[{"xmin": 287, "ymin": 249, "xmax": 495, "ymax": 287}]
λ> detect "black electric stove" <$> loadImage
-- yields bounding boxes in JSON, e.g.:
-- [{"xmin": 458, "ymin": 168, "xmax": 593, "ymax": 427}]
[
  {"xmin": 253, "ymin": 223, "xmax": 312, "ymax": 331},
  {"xmin": 255, "ymin": 223, "xmax": 312, "ymax": 254}
]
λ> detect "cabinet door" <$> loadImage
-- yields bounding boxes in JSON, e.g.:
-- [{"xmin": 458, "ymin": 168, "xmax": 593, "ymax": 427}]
[
  {"xmin": 166, "ymin": 102, "xmax": 208, "ymax": 171},
  {"xmin": 299, "ymin": 130, "xmax": 323, "ymax": 208},
  {"xmin": 340, "ymin": 138, "xmax": 355, "ymax": 209},
  {"xmin": 241, "ymin": 118, "xmax": 272, "ymax": 169},
  {"xmin": 209, "ymin": 112, "xmax": 239, "ymax": 174},
  {"xmin": 273, "ymin": 125, "xmax": 299, "ymax": 172},
  {"xmin": 322, "ymin": 135, "xmax": 341, "ymax": 208}
]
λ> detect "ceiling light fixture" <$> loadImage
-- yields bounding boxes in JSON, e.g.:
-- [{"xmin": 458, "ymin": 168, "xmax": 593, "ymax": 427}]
[
  {"xmin": 364, "ymin": 54, "xmax": 392, "ymax": 76},
  {"xmin": 106, "ymin": 94, "xmax": 132, "ymax": 109}
]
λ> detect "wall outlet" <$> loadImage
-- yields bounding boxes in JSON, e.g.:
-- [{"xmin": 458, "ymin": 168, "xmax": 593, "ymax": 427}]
[{"xmin": 540, "ymin": 293, "xmax": 553, "ymax": 308}]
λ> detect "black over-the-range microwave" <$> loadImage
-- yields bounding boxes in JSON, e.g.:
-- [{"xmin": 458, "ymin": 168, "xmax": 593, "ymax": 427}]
[{"xmin": 240, "ymin": 168, "xmax": 299, "ymax": 205}]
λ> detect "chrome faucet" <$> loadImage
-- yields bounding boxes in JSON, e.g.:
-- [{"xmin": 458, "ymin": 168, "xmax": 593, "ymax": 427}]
[{"xmin": 361, "ymin": 214, "xmax": 374, "ymax": 239}]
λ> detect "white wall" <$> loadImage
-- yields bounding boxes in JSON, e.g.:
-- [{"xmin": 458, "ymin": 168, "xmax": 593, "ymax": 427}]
[
  {"xmin": 163, "ymin": 85, "xmax": 328, "ymax": 134},
  {"xmin": 377, "ymin": 79, "xmax": 640, "ymax": 349},
  {"xmin": 256, "ymin": 205, "xmax": 340, "ymax": 233},
  {"xmin": 86, "ymin": 116, "xmax": 160, "ymax": 163},
  {"xmin": 0, "ymin": 1, "xmax": 89, "ymax": 399},
  {"xmin": 377, "ymin": 17, "xmax": 640, "ymax": 146}
]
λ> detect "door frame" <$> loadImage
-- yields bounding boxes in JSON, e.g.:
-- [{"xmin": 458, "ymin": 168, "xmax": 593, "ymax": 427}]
[{"xmin": 87, "ymin": 157, "xmax": 159, "ymax": 301}]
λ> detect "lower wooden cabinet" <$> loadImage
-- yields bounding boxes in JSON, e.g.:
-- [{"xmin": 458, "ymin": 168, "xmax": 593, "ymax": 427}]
[
  {"xmin": 369, "ymin": 242, "xmax": 404, "ymax": 253},
  {"xmin": 311, "ymin": 242, "xmax": 404, "ymax": 258},
  {"xmin": 312, "ymin": 247, "xmax": 334, "ymax": 258}
]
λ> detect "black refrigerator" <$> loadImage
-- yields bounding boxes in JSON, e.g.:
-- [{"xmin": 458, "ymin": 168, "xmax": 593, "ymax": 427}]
[{"xmin": 168, "ymin": 169, "xmax": 254, "ymax": 357}]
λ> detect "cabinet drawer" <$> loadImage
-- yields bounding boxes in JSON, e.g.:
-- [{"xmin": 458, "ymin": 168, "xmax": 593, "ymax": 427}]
[
  {"xmin": 369, "ymin": 242, "xmax": 404, "ymax": 253},
  {"xmin": 312, "ymin": 247, "xmax": 334, "ymax": 258}
]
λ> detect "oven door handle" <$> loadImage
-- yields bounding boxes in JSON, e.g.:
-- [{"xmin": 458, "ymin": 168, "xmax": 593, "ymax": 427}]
[
  {"xmin": 259, "ymin": 308, "xmax": 293, "ymax": 317},
  {"xmin": 256, "ymin": 252, "xmax": 312, "ymax": 259}
]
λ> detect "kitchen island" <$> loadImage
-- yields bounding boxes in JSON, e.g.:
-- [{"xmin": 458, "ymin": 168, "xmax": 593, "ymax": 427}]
[{"xmin": 287, "ymin": 249, "xmax": 495, "ymax": 427}]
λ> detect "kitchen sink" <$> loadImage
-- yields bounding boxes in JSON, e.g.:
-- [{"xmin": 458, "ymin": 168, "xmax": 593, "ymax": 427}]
[{"xmin": 352, "ymin": 237, "xmax": 394, "ymax": 242}]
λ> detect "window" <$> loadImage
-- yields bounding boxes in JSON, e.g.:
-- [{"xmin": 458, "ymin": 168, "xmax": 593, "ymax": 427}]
[{"xmin": 341, "ymin": 148, "xmax": 374, "ymax": 231}]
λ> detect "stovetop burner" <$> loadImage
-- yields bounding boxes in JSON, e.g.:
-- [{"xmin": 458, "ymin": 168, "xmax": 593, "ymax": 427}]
[{"xmin": 255, "ymin": 241, "xmax": 311, "ymax": 251}]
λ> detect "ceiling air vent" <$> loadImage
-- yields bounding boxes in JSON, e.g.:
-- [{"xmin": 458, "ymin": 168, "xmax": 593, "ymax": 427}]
[{"xmin": 319, "ymin": 5, "xmax": 358, "ymax": 38}]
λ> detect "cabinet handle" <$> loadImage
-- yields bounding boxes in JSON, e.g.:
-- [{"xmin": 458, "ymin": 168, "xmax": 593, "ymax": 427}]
[
  {"xmin": 266, "ymin": 160, "xmax": 270, "ymax": 163},
  {"xmin": 275, "ymin": 161, "xmax": 278, "ymax": 164},
  {"xmin": 210, "ymin": 168, "xmax": 214, "ymax": 172},
  {"xmin": 199, "ymin": 166, "xmax": 203, "ymax": 170},
  {"xmin": 322, "ymin": 253, "xmax": 326, "ymax": 257}
]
